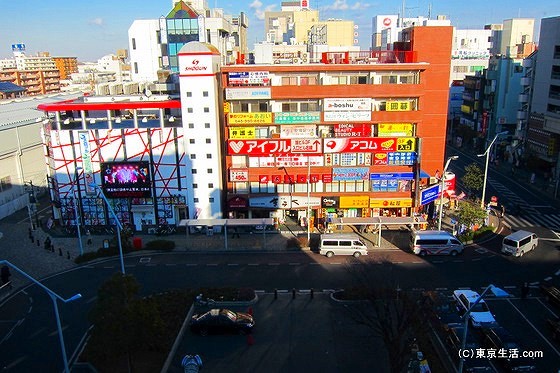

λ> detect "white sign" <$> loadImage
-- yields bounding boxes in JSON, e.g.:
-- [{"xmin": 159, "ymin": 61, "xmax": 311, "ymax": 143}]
[
  {"xmin": 225, "ymin": 87, "xmax": 271, "ymax": 100},
  {"xmin": 324, "ymin": 98, "xmax": 372, "ymax": 111},
  {"xmin": 250, "ymin": 196, "xmax": 321, "ymax": 209},
  {"xmin": 324, "ymin": 111, "xmax": 372, "ymax": 122},
  {"xmin": 280, "ymin": 125, "xmax": 316, "ymax": 138},
  {"xmin": 78, "ymin": 131, "xmax": 96, "ymax": 195}
]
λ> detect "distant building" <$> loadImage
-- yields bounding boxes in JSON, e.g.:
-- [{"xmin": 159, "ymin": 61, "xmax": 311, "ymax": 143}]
[{"xmin": 53, "ymin": 57, "xmax": 78, "ymax": 80}]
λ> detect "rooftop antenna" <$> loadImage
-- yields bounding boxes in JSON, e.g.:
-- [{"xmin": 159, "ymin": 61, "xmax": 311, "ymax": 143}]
[{"xmin": 428, "ymin": 3, "xmax": 432, "ymax": 19}]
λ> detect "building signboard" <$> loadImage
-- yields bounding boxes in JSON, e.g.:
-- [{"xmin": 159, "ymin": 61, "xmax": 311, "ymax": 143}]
[
  {"xmin": 274, "ymin": 112, "xmax": 321, "ymax": 124},
  {"xmin": 370, "ymin": 172, "xmax": 415, "ymax": 180},
  {"xmin": 225, "ymin": 87, "xmax": 271, "ymax": 100},
  {"xmin": 228, "ymin": 71, "xmax": 270, "ymax": 85},
  {"xmin": 369, "ymin": 198, "xmax": 413, "ymax": 208},
  {"xmin": 323, "ymin": 98, "xmax": 372, "ymax": 111},
  {"xmin": 387, "ymin": 152, "xmax": 417, "ymax": 165},
  {"xmin": 339, "ymin": 196, "xmax": 370, "ymax": 208},
  {"xmin": 229, "ymin": 168, "xmax": 249, "ymax": 182},
  {"xmin": 229, "ymin": 127, "xmax": 256, "ymax": 139},
  {"xmin": 323, "ymin": 111, "xmax": 372, "ymax": 122},
  {"xmin": 249, "ymin": 196, "xmax": 321, "ymax": 209},
  {"xmin": 332, "ymin": 167, "xmax": 370, "ymax": 181},
  {"xmin": 280, "ymin": 125, "xmax": 316, "ymax": 138},
  {"xmin": 386, "ymin": 100, "xmax": 412, "ymax": 111},
  {"xmin": 276, "ymin": 156, "xmax": 323, "ymax": 168},
  {"xmin": 334, "ymin": 123, "xmax": 372, "ymax": 137},
  {"xmin": 378, "ymin": 123, "xmax": 414, "ymax": 136},
  {"xmin": 78, "ymin": 131, "xmax": 96, "ymax": 195},
  {"xmin": 321, "ymin": 196, "xmax": 339, "ymax": 208},
  {"xmin": 420, "ymin": 184, "xmax": 441, "ymax": 205},
  {"xmin": 228, "ymin": 112, "xmax": 273, "ymax": 125},
  {"xmin": 324, "ymin": 137, "xmax": 399, "ymax": 153},
  {"xmin": 228, "ymin": 139, "xmax": 322, "ymax": 155}
]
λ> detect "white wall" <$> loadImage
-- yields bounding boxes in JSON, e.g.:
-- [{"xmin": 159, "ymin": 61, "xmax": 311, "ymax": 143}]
[{"xmin": 128, "ymin": 20, "xmax": 162, "ymax": 83}]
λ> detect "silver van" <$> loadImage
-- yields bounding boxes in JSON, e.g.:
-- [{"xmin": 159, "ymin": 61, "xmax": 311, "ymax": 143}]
[
  {"xmin": 319, "ymin": 234, "xmax": 368, "ymax": 258},
  {"xmin": 502, "ymin": 230, "xmax": 538, "ymax": 257},
  {"xmin": 409, "ymin": 230, "xmax": 464, "ymax": 257}
]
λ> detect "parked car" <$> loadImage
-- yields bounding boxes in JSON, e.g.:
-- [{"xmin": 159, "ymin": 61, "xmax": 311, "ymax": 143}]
[
  {"xmin": 452, "ymin": 290, "xmax": 497, "ymax": 328},
  {"xmin": 190, "ymin": 308, "xmax": 254, "ymax": 336},
  {"xmin": 445, "ymin": 326, "xmax": 493, "ymax": 372},
  {"xmin": 481, "ymin": 326, "xmax": 537, "ymax": 372}
]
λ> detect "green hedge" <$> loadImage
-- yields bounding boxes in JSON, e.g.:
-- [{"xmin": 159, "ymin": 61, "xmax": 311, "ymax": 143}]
[{"xmin": 457, "ymin": 225, "xmax": 494, "ymax": 243}]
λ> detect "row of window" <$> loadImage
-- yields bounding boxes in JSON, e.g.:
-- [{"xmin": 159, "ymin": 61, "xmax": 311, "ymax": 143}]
[
  {"xmin": 241, "ymin": 72, "xmax": 420, "ymax": 86},
  {"xmin": 231, "ymin": 180, "xmax": 412, "ymax": 194},
  {"xmin": 228, "ymin": 99, "xmax": 418, "ymax": 113}
]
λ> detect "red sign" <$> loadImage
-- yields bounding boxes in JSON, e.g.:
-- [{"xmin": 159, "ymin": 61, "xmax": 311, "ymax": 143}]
[
  {"xmin": 283, "ymin": 175, "xmax": 295, "ymax": 184},
  {"xmin": 383, "ymin": 17, "xmax": 392, "ymax": 26},
  {"xmin": 310, "ymin": 174, "xmax": 320, "ymax": 183},
  {"xmin": 227, "ymin": 139, "xmax": 322, "ymax": 155},
  {"xmin": 373, "ymin": 153, "xmax": 388, "ymax": 165},
  {"xmin": 322, "ymin": 174, "xmax": 333, "ymax": 183},
  {"xmin": 271, "ymin": 175, "xmax": 282, "ymax": 184},
  {"xmin": 228, "ymin": 196, "xmax": 247, "ymax": 208},
  {"xmin": 334, "ymin": 123, "xmax": 371, "ymax": 137},
  {"xmin": 259, "ymin": 175, "xmax": 269, "ymax": 183},
  {"xmin": 324, "ymin": 137, "xmax": 397, "ymax": 153},
  {"xmin": 297, "ymin": 174, "xmax": 307, "ymax": 183}
]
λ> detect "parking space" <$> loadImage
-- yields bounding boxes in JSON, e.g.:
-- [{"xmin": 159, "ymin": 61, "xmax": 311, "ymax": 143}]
[
  {"xmin": 431, "ymin": 289, "xmax": 560, "ymax": 372},
  {"xmin": 168, "ymin": 292, "xmax": 387, "ymax": 373}
]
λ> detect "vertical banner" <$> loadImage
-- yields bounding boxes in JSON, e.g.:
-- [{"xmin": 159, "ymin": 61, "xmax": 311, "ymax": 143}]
[{"xmin": 78, "ymin": 131, "xmax": 95, "ymax": 195}]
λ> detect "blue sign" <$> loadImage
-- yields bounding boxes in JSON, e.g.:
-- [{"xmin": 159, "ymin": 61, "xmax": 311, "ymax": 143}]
[
  {"xmin": 420, "ymin": 184, "xmax": 441, "ymax": 205},
  {"xmin": 333, "ymin": 167, "xmax": 369, "ymax": 181},
  {"xmin": 370, "ymin": 172, "xmax": 414, "ymax": 180}
]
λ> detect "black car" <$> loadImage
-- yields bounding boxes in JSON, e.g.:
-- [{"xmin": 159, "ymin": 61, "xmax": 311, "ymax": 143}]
[
  {"xmin": 446, "ymin": 326, "xmax": 493, "ymax": 372},
  {"xmin": 481, "ymin": 326, "xmax": 537, "ymax": 372},
  {"xmin": 190, "ymin": 308, "xmax": 254, "ymax": 336}
]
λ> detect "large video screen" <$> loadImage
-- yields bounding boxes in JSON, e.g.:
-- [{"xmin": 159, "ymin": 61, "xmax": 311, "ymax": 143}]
[{"xmin": 100, "ymin": 161, "xmax": 152, "ymax": 198}]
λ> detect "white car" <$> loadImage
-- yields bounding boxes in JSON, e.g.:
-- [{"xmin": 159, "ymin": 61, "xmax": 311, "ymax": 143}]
[{"xmin": 452, "ymin": 290, "xmax": 497, "ymax": 328}]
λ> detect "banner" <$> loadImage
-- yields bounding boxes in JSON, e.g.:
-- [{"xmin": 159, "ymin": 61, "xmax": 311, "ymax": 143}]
[
  {"xmin": 228, "ymin": 112, "xmax": 273, "ymax": 125},
  {"xmin": 78, "ymin": 131, "xmax": 96, "ymax": 195}
]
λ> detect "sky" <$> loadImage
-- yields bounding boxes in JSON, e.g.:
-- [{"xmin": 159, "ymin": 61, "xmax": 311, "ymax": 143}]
[{"xmin": 0, "ymin": 0, "xmax": 554, "ymax": 62}]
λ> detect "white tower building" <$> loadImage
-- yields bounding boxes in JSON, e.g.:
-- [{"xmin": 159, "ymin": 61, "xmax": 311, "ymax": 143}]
[{"xmin": 178, "ymin": 42, "xmax": 224, "ymax": 219}]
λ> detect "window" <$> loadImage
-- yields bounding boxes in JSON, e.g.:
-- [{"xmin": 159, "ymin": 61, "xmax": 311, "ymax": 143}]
[
  {"xmin": 203, "ymin": 91, "xmax": 209, "ymax": 97},
  {"xmin": 204, "ymin": 107, "xmax": 209, "ymax": 113},
  {"xmin": 187, "ymin": 108, "xmax": 193, "ymax": 113},
  {"xmin": 206, "ymin": 154, "xmax": 212, "ymax": 159},
  {"xmin": 132, "ymin": 38, "xmax": 136, "ymax": 50},
  {"xmin": 281, "ymin": 76, "xmax": 298, "ymax": 85},
  {"xmin": 205, "ymin": 123, "xmax": 210, "ymax": 128},
  {"xmin": 281, "ymin": 102, "xmax": 298, "ymax": 112},
  {"xmin": 193, "ymin": 184, "xmax": 198, "ymax": 189},
  {"xmin": 189, "ymin": 139, "xmax": 195, "ymax": 144},
  {"xmin": 156, "ymin": 31, "xmax": 161, "ymax": 44},
  {"xmin": 208, "ymin": 183, "xmax": 214, "ymax": 188},
  {"xmin": 186, "ymin": 92, "xmax": 192, "ymax": 97},
  {"xmin": 192, "ymin": 169, "xmax": 197, "ymax": 174},
  {"xmin": 554, "ymin": 45, "xmax": 560, "ymax": 59},
  {"xmin": 194, "ymin": 198, "xmax": 199, "ymax": 203},
  {"xmin": 209, "ymin": 197, "xmax": 214, "ymax": 203},
  {"xmin": 206, "ymin": 139, "xmax": 211, "ymax": 144},
  {"xmin": 207, "ymin": 168, "xmax": 213, "ymax": 173},
  {"xmin": 188, "ymin": 123, "xmax": 194, "ymax": 129},
  {"xmin": 190, "ymin": 154, "xmax": 196, "ymax": 159},
  {"xmin": 134, "ymin": 63, "xmax": 138, "ymax": 74},
  {"xmin": 300, "ymin": 101, "xmax": 319, "ymax": 111},
  {"xmin": 453, "ymin": 66, "xmax": 469, "ymax": 73}
]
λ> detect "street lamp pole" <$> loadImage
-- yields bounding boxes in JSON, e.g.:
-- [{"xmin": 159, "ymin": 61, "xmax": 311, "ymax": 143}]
[
  {"xmin": 90, "ymin": 183, "xmax": 125, "ymax": 274},
  {"xmin": 478, "ymin": 131, "xmax": 508, "ymax": 209},
  {"xmin": 0, "ymin": 260, "xmax": 82, "ymax": 373},
  {"xmin": 458, "ymin": 284, "xmax": 509, "ymax": 373},
  {"xmin": 71, "ymin": 174, "xmax": 84, "ymax": 256},
  {"xmin": 438, "ymin": 156, "xmax": 459, "ymax": 231},
  {"xmin": 307, "ymin": 156, "xmax": 311, "ymax": 242}
]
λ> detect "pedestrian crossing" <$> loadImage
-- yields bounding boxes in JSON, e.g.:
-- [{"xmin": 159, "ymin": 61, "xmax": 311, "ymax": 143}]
[{"xmin": 488, "ymin": 179, "xmax": 560, "ymax": 230}]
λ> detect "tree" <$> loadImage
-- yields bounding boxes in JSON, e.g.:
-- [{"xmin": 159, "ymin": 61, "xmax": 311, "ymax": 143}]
[
  {"xmin": 343, "ymin": 260, "xmax": 428, "ymax": 373},
  {"xmin": 455, "ymin": 200, "xmax": 487, "ymax": 230},
  {"xmin": 461, "ymin": 163, "xmax": 484, "ymax": 196},
  {"xmin": 87, "ymin": 273, "xmax": 164, "ymax": 370}
]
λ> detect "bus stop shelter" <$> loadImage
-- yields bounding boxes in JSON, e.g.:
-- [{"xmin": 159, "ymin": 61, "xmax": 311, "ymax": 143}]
[
  {"xmin": 328, "ymin": 216, "xmax": 427, "ymax": 247},
  {"xmin": 178, "ymin": 218, "xmax": 274, "ymax": 250}
]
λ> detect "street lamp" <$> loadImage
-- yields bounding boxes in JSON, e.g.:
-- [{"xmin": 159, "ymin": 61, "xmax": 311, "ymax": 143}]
[
  {"xmin": 70, "ymin": 170, "xmax": 84, "ymax": 256},
  {"xmin": 478, "ymin": 131, "xmax": 508, "ymax": 209},
  {"xmin": 437, "ymin": 156, "xmax": 459, "ymax": 231},
  {"xmin": 458, "ymin": 284, "xmax": 509, "ymax": 373},
  {"xmin": 89, "ymin": 182, "xmax": 125, "ymax": 274},
  {"xmin": 0, "ymin": 260, "xmax": 82, "ymax": 373}
]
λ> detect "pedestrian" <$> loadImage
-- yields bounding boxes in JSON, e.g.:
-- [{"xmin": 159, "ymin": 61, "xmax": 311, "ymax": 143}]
[
  {"xmin": 530, "ymin": 173, "xmax": 536, "ymax": 184},
  {"xmin": 521, "ymin": 282, "xmax": 529, "ymax": 299},
  {"xmin": 44, "ymin": 236, "xmax": 52, "ymax": 251},
  {"xmin": 86, "ymin": 229, "xmax": 92, "ymax": 245},
  {"xmin": 1, "ymin": 265, "xmax": 11, "ymax": 289}
]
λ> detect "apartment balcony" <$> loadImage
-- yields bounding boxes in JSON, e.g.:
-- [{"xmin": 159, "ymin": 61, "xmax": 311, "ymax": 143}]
[
  {"xmin": 521, "ymin": 77, "xmax": 532, "ymax": 86},
  {"xmin": 518, "ymin": 94, "xmax": 529, "ymax": 103},
  {"xmin": 517, "ymin": 110, "xmax": 527, "ymax": 120}
]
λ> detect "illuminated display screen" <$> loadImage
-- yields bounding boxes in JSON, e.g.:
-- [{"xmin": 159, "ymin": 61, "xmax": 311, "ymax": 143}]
[{"xmin": 100, "ymin": 161, "xmax": 152, "ymax": 198}]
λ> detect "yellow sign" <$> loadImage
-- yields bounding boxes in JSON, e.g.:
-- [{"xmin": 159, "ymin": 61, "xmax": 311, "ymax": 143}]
[
  {"xmin": 386, "ymin": 100, "xmax": 412, "ymax": 112},
  {"xmin": 378, "ymin": 123, "xmax": 414, "ymax": 136},
  {"xmin": 228, "ymin": 112, "xmax": 273, "ymax": 125},
  {"xmin": 223, "ymin": 102, "xmax": 230, "ymax": 114},
  {"xmin": 229, "ymin": 127, "xmax": 256, "ymax": 139},
  {"xmin": 396, "ymin": 137, "xmax": 416, "ymax": 152},
  {"xmin": 339, "ymin": 196, "xmax": 370, "ymax": 208},
  {"xmin": 369, "ymin": 198, "xmax": 413, "ymax": 208}
]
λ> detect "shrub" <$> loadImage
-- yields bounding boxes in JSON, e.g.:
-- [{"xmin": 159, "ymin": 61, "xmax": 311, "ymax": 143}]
[{"xmin": 145, "ymin": 240, "xmax": 175, "ymax": 251}]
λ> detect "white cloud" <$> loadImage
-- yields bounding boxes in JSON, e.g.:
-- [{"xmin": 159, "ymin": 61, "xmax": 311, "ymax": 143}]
[
  {"xmin": 324, "ymin": 0, "xmax": 349, "ymax": 11},
  {"xmin": 89, "ymin": 18, "xmax": 104, "ymax": 26},
  {"xmin": 351, "ymin": 2, "xmax": 371, "ymax": 10},
  {"xmin": 250, "ymin": 0, "xmax": 276, "ymax": 21}
]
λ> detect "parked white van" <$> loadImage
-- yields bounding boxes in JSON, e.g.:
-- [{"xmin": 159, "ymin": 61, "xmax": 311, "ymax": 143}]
[
  {"xmin": 501, "ymin": 230, "xmax": 538, "ymax": 257},
  {"xmin": 319, "ymin": 234, "xmax": 368, "ymax": 258},
  {"xmin": 409, "ymin": 230, "xmax": 464, "ymax": 257}
]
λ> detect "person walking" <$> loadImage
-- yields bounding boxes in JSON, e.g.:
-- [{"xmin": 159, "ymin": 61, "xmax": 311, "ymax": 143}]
[
  {"xmin": 44, "ymin": 236, "xmax": 52, "ymax": 251},
  {"xmin": 521, "ymin": 282, "xmax": 529, "ymax": 299}
]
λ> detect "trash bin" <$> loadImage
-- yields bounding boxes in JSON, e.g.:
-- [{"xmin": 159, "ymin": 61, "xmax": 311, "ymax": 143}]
[{"xmin": 133, "ymin": 237, "xmax": 142, "ymax": 249}]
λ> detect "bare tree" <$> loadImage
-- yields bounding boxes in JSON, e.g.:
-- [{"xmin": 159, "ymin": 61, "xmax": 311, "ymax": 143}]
[{"xmin": 342, "ymin": 259, "xmax": 428, "ymax": 373}]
